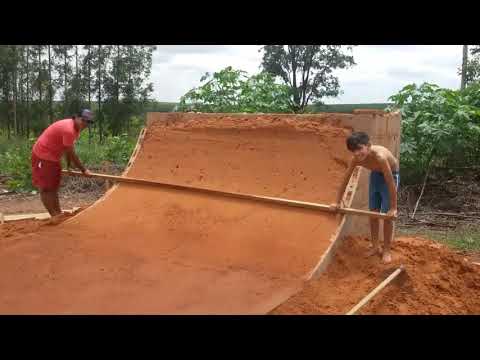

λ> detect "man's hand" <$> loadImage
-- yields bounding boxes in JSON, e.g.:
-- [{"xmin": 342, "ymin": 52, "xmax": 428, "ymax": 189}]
[
  {"xmin": 386, "ymin": 208, "xmax": 398, "ymax": 218},
  {"xmin": 82, "ymin": 169, "xmax": 92, "ymax": 177},
  {"xmin": 330, "ymin": 203, "xmax": 340, "ymax": 211}
]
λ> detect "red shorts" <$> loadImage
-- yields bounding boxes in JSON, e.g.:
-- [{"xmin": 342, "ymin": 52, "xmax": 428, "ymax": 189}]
[{"xmin": 31, "ymin": 152, "xmax": 62, "ymax": 191}]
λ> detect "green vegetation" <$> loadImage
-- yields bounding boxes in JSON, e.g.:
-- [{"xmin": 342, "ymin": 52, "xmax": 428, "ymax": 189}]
[
  {"xmin": 0, "ymin": 129, "xmax": 138, "ymax": 191},
  {"xmin": 388, "ymin": 82, "xmax": 480, "ymax": 184},
  {"xmin": 308, "ymin": 103, "xmax": 391, "ymax": 113},
  {"xmin": 177, "ymin": 67, "xmax": 293, "ymax": 113},
  {"xmin": 399, "ymin": 226, "xmax": 480, "ymax": 252}
]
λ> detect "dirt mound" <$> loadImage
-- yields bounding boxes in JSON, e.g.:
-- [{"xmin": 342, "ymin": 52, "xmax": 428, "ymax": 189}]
[
  {"xmin": 271, "ymin": 236, "xmax": 480, "ymax": 314},
  {"xmin": 162, "ymin": 113, "xmax": 353, "ymax": 135},
  {"xmin": 0, "ymin": 212, "xmax": 80, "ymax": 244}
]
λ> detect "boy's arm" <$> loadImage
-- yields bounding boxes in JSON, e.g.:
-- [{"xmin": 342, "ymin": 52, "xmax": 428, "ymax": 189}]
[
  {"xmin": 380, "ymin": 157, "xmax": 398, "ymax": 216},
  {"xmin": 331, "ymin": 159, "xmax": 356, "ymax": 208}
]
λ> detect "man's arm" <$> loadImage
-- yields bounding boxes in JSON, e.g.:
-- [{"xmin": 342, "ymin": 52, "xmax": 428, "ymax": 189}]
[
  {"xmin": 380, "ymin": 157, "xmax": 398, "ymax": 216},
  {"xmin": 332, "ymin": 159, "xmax": 357, "ymax": 208},
  {"xmin": 64, "ymin": 152, "xmax": 72, "ymax": 170},
  {"xmin": 64, "ymin": 147, "xmax": 89, "ymax": 175}
]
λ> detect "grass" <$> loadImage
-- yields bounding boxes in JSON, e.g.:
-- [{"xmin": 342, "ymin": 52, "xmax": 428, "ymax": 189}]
[{"xmin": 398, "ymin": 226, "xmax": 480, "ymax": 252}]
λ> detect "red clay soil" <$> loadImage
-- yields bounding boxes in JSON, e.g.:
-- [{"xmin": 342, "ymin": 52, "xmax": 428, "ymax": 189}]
[
  {"xmin": 0, "ymin": 115, "xmax": 352, "ymax": 314},
  {"xmin": 0, "ymin": 213, "xmax": 78, "ymax": 243},
  {"xmin": 271, "ymin": 236, "xmax": 480, "ymax": 315}
]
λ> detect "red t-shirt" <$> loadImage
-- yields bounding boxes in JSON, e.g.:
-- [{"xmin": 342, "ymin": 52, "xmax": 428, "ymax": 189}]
[{"xmin": 32, "ymin": 119, "xmax": 80, "ymax": 162}]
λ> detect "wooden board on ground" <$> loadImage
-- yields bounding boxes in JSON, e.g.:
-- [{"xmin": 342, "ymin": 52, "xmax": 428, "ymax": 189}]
[{"xmin": 1, "ymin": 207, "xmax": 80, "ymax": 223}]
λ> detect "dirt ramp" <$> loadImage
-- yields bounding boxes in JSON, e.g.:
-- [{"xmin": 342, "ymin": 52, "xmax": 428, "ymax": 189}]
[{"xmin": 0, "ymin": 114, "xmax": 354, "ymax": 314}]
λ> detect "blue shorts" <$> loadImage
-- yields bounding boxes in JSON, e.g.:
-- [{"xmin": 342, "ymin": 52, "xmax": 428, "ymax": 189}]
[{"xmin": 369, "ymin": 171, "xmax": 400, "ymax": 213}]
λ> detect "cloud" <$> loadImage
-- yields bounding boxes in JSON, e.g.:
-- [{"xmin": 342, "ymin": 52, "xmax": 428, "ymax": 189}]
[
  {"xmin": 153, "ymin": 45, "xmax": 238, "ymax": 65},
  {"xmin": 149, "ymin": 45, "xmax": 464, "ymax": 103}
]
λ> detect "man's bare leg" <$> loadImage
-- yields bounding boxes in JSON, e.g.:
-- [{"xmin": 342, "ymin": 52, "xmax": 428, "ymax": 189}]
[
  {"xmin": 382, "ymin": 219, "xmax": 394, "ymax": 263},
  {"xmin": 40, "ymin": 189, "xmax": 64, "ymax": 225},
  {"xmin": 367, "ymin": 213, "xmax": 382, "ymax": 257},
  {"xmin": 40, "ymin": 190, "xmax": 61, "ymax": 217}
]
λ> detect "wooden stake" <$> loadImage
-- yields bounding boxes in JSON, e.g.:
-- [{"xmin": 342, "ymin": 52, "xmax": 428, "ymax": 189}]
[
  {"xmin": 63, "ymin": 170, "xmax": 396, "ymax": 220},
  {"xmin": 346, "ymin": 265, "xmax": 404, "ymax": 315}
]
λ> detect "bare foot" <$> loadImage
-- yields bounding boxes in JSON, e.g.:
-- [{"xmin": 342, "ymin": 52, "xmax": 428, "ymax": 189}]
[
  {"xmin": 382, "ymin": 251, "xmax": 392, "ymax": 264},
  {"xmin": 366, "ymin": 246, "xmax": 382, "ymax": 257},
  {"xmin": 47, "ymin": 214, "xmax": 65, "ymax": 226}
]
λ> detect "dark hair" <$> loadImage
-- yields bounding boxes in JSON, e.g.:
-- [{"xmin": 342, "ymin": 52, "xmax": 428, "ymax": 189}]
[{"xmin": 346, "ymin": 132, "xmax": 370, "ymax": 151}]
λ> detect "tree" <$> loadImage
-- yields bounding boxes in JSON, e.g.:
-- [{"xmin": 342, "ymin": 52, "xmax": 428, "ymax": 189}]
[
  {"xmin": 93, "ymin": 44, "xmax": 110, "ymax": 142},
  {"xmin": 0, "ymin": 44, "xmax": 157, "ymax": 139},
  {"xmin": 177, "ymin": 66, "xmax": 292, "ymax": 113},
  {"xmin": 53, "ymin": 45, "xmax": 74, "ymax": 116},
  {"xmin": 458, "ymin": 45, "xmax": 480, "ymax": 87},
  {"xmin": 47, "ymin": 45, "xmax": 54, "ymax": 124},
  {"xmin": 261, "ymin": 45, "xmax": 355, "ymax": 113}
]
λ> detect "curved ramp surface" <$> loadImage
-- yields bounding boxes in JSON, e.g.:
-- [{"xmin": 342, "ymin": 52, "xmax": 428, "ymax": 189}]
[{"xmin": 0, "ymin": 115, "xmax": 352, "ymax": 314}]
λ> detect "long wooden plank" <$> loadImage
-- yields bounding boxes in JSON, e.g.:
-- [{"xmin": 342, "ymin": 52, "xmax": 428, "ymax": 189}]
[
  {"xmin": 2, "ymin": 208, "xmax": 80, "ymax": 222},
  {"xmin": 346, "ymin": 265, "xmax": 404, "ymax": 315},
  {"xmin": 63, "ymin": 170, "xmax": 395, "ymax": 220}
]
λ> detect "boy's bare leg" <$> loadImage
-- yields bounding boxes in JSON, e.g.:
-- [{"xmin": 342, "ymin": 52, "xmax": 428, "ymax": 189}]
[
  {"xmin": 382, "ymin": 219, "xmax": 394, "ymax": 263},
  {"xmin": 367, "ymin": 213, "xmax": 382, "ymax": 257}
]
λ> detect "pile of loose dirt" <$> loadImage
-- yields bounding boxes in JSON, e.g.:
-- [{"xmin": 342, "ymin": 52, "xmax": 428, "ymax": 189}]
[
  {"xmin": 0, "ymin": 212, "xmax": 78, "ymax": 244},
  {"xmin": 162, "ymin": 114, "xmax": 353, "ymax": 136},
  {"xmin": 271, "ymin": 236, "xmax": 480, "ymax": 315}
]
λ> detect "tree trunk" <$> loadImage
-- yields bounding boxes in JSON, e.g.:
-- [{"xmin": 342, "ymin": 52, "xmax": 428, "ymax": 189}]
[
  {"xmin": 115, "ymin": 45, "xmax": 121, "ymax": 136},
  {"xmin": 19, "ymin": 47, "xmax": 24, "ymax": 136},
  {"xmin": 87, "ymin": 46, "xmax": 92, "ymax": 144},
  {"xmin": 48, "ymin": 45, "xmax": 53, "ymax": 124},
  {"xmin": 97, "ymin": 45, "xmax": 103, "ymax": 143},
  {"xmin": 288, "ymin": 46, "xmax": 300, "ymax": 112},
  {"xmin": 64, "ymin": 48, "xmax": 68, "ymax": 116},
  {"xmin": 26, "ymin": 45, "xmax": 30, "ymax": 137},
  {"xmin": 116, "ymin": 45, "xmax": 120, "ymax": 104},
  {"xmin": 75, "ymin": 45, "xmax": 79, "ymax": 111},
  {"xmin": 6, "ymin": 92, "xmax": 10, "ymax": 139},
  {"xmin": 75, "ymin": 45, "xmax": 78, "ymax": 76},
  {"xmin": 87, "ymin": 46, "xmax": 91, "ymax": 108},
  {"xmin": 461, "ymin": 45, "xmax": 468, "ymax": 90},
  {"xmin": 38, "ymin": 46, "xmax": 42, "ymax": 103},
  {"xmin": 12, "ymin": 46, "xmax": 17, "ymax": 136},
  {"xmin": 300, "ymin": 48, "xmax": 314, "ymax": 111}
]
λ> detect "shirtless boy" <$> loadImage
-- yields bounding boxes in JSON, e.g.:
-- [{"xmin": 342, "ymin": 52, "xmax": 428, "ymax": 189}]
[{"xmin": 331, "ymin": 132, "xmax": 399, "ymax": 263}]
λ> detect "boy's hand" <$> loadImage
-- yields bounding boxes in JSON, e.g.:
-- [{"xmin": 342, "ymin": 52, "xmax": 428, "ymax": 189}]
[
  {"xmin": 82, "ymin": 169, "xmax": 92, "ymax": 177},
  {"xmin": 387, "ymin": 208, "xmax": 398, "ymax": 218}
]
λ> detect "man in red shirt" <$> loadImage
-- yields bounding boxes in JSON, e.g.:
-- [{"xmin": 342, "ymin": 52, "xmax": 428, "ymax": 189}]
[{"xmin": 32, "ymin": 109, "xmax": 94, "ymax": 223}]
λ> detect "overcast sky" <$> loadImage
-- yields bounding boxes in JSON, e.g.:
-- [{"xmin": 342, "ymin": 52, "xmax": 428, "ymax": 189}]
[{"xmin": 151, "ymin": 45, "xmax": 464, "ymax": 104}]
